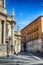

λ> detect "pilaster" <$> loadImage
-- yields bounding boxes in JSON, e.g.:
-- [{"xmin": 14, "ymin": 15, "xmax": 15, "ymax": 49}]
[
  {"xmin": 0, "ymin": 19, "xmax": 2, "ymax": 44},
  {"xmin": 4, "ymin": 0, "xmax": 6, "ymax": 8},
  {"xmin": 11, "ymin": 24, "xmax": 14, "ymax": 53},
  {"xmin": 3, "ymin": 21, "xmax": 6, "ymax": 45}
]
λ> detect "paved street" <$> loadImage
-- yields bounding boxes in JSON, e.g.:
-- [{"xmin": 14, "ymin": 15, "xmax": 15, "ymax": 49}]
[{"xmin": 0, "ymin": 53, "xmax": 43, "ymax": 65}]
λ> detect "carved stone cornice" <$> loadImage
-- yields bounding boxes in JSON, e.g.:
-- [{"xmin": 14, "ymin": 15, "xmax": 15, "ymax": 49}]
[
  {"xmin": 7, "ymin": 15, "xmax": 16, "ymax": 24},
  {"xmin": 0, "ymin": 12, "xmax": 7, "ymax": 17},
  {"xmin": 0, "ymin": 6, "xmax": 7, "ymax": 14}
]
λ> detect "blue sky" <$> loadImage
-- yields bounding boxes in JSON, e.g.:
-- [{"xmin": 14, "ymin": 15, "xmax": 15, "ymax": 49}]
[{"xmin": 6, "ymin": 0, "xmax": 43, "ymax": 30}]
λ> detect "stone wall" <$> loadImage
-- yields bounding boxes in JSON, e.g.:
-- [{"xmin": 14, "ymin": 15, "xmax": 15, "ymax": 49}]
[
  {"xmin": 26, "ymin": 39, "xmax": 42, "ymax": 52},
  {"xmin": 0, "ymin": 45, "xmax": 7, "ymax": 56}
]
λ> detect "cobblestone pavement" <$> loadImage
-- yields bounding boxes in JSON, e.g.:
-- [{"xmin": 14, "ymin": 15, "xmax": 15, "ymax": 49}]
[{"xmin": 0, "ymin": 53, "xmax": 43, "ymax": 65}]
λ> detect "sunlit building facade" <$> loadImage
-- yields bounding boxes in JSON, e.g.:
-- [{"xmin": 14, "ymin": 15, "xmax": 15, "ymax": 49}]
[
  {"xmin": 0, "ymin": 0, "xmax": 21, "ymax": 56},
  {"xmin": 14, "ymin": 30, "xmax": 21, "ymax": 54},
  {"xmin": 21, "ymin": 16, "xmax": 43, "ymax": 52}
]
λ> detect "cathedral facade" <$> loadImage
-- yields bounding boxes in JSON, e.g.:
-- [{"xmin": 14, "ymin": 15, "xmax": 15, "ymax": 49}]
[{"xmin": 0, "ymin": 0, "xmax": 21, "ymax": 56}]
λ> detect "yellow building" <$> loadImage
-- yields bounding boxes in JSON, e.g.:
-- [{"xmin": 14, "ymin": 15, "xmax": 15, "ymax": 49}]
[{"xmin": 21, "ymin": 16, "xmax": 43, "ymax": 52}]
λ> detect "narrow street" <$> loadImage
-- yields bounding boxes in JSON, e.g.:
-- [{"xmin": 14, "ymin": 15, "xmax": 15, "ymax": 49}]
[{"xmin": 0, "ymin": 53, "xmax": 43, "ymax": 65}]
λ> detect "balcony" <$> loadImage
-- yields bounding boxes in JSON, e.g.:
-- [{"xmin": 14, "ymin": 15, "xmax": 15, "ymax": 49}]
[{"xmin": 27, "ymin": 28, "xmax": 39, "ymax": 35}]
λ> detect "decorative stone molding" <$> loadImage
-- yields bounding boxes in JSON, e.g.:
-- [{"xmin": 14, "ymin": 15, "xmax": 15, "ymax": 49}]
[{"xmin": 0, "ymin": 6, "xmax": 7, "ymax": 14}]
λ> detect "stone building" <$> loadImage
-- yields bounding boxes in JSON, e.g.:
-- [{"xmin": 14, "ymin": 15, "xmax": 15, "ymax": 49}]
[
  {"xmin": 14, "ymin": 29, "xmax": 21, "ymax": 54},
  {"xmin": 0, "ymin": 0, "xmax": 21, "ymax": 56},
  {"xmin": 21, "ymin": 16, "xmax": 43, "ymax": 52}
]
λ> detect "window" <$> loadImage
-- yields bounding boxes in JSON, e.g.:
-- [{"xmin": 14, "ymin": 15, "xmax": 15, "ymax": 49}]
[
  {"xmin": 30, "ymin": 36, "xmax": 31, "ymax": 40},
  {"xmin": 34, "ymin": 27, "xmax": 36, "ymax": 31},
  {"xmin": 34, "ymin": 34, "xmax": 36, "ymax": 39},
  {"xmin": 32, "ymin": 35, "xmax": 33, "ymax": 39},
  {"xmin": 37, "ymin": 33, "xmax": 39, "ymax": 39},
  {"xmin": 37, "ymin": 26, "xmax": 39, "ymax": 30}
]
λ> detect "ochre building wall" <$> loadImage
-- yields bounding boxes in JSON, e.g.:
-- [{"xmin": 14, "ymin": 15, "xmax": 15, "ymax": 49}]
[{"xmin": 21, "ymin": 16, "xmax": 43, "ymax": 52}]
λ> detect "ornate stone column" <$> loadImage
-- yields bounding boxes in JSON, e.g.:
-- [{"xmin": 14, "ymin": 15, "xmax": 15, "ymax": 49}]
[
  {"xmin": 3, "ymin": 21, "xmax": 6, "ymax": 45},
  {"xmin": 19, "ymin": 39, "xmax": 21, "ymax": 52},
  {"xmin": 0, "ymin": 19, "xmax": 2, "ymax": 44},
  {"xmin": 11, "ymin": 24, "xmax": 14, "ymax": 54}
]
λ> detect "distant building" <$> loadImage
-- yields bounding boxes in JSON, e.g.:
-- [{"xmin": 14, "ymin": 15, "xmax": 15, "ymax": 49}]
[
  {"xmin": 21, "ymin": 16, "xmax": 43, "ymax": 52},
  {"xmin": 0, "ymin": 0, "xmax": 21, "ymax": 56},
  {"xmin": 14, "ymin": 30, "xmax": 21, "ymax": 54}
]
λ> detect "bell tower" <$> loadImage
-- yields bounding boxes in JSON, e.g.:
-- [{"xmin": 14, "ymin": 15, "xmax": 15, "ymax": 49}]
[{"xmin": 0, "ymin": 0, "xmax": 6, "ymax": 8}]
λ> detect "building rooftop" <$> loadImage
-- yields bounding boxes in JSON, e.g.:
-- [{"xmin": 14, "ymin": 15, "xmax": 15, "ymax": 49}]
[{"xmin": 21, "ymin": 16, "xmax": 43, "ymax": 31}]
